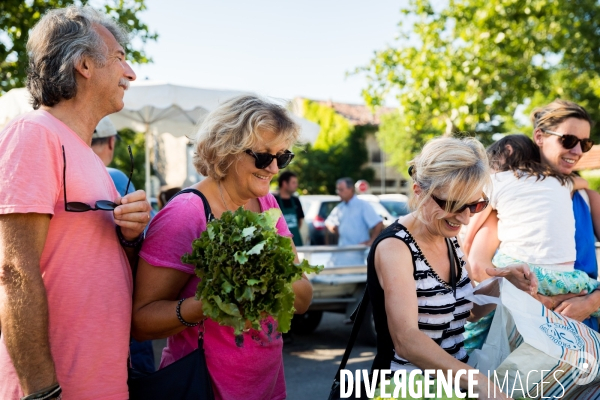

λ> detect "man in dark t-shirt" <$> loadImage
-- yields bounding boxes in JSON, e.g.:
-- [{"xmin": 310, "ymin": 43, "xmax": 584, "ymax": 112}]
[{"xmin": 274, "ymin": 171, "xmax": 304, "ymax": 246}]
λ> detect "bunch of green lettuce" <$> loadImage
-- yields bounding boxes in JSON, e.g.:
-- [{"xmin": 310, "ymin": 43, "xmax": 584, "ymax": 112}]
[{"xmin": 182, "ymin": 207, "xmax": 323, "ymax": 335}]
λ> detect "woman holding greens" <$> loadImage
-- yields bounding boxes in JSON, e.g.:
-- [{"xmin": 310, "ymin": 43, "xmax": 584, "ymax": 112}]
[{"xmin": 131, "ymin": 95, "xmax": 313, "ymax": 400}]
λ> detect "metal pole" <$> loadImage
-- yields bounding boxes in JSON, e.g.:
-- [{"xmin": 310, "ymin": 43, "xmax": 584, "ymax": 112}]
[
  {"xmin": 380, "ymin": 148, "xmax": 385, "ymax": 194},
  {"xmin": 144, "ymin": 124, "xmax": 151, "ymax": 196}
]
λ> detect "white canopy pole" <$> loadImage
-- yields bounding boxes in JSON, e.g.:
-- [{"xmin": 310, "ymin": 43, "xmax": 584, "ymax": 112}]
[{"xmin": 144, "ymin": 123, "xmax": 151, "ymax": 196}]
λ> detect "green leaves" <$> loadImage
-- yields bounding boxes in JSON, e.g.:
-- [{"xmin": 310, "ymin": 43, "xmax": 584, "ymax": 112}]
[
  {"xmin": 0, "ymin": 0, "xmax": 158, "ymax": 94},
  {"xmin": 246, "ymin": 241, "xmax": 266, "ymax": 256},
  {"xmin": 358, "ymin": 0, "xmax": 600, "ymax": 172},
  {"xmin": 109, "ymin": 128, "xmax": 145, "ymax": 194},
  {"xmin": 288, "ymin": 100, "xmax": 375, "ymax": 194},
  {"xmin": 182, "ymin": 207, "xmax": 323, "ymax": 336}
]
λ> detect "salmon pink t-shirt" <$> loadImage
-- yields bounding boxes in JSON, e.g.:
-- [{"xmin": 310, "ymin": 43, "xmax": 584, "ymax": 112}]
[
  {"xmin": 0, "ymin": 111, "xmax": 132, "ymax": 400},
  {"xmin": 139, "ymin": 191, "xmax": 291, "ymax": 400}
]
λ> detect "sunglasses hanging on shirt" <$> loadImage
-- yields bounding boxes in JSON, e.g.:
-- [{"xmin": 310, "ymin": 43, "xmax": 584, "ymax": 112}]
[{"xmin": 62, "ymin": 145, "xmax": 134, "ymax": 212}]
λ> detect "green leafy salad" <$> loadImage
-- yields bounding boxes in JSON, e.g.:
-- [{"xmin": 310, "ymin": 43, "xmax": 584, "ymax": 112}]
[{"xmin": 182, "ymin": 207, "xmax": 323, "ymax": 335}]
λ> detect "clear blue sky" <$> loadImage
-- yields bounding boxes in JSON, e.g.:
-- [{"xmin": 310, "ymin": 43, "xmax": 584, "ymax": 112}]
[{"xmin": 132, "ymin": 0, "xmax": 406, "ymax": 105}]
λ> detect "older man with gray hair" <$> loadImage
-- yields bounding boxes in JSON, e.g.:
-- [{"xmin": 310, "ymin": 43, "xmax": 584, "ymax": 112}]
[
  {"xmin": 0, "ymin": 6, "xmax": 150, "ymax": 400},
  {"xmin": 326, "ymin": 178, "xmax": 383, "ymax": 264}
]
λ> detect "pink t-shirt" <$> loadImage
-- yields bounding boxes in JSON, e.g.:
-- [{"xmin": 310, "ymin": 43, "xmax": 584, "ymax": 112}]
[
  {"xmin": 0, "ymin": 111, "xmax": 132, "ymax": 400},
  {"xmin": 139, "ymin": 191, "xmax": 291, "ymax": 400}
]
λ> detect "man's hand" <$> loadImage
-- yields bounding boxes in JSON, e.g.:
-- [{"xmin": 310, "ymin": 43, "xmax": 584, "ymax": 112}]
[
  {"xmin": 364, "ymin": 221, "xmax": 383, "ymax": 247},
  {"xmin": 533, "ymin": 292, "xmax": 587, "ymax": 311},
  {"xmin": 325, "ymin": 222, "xmax": 338, "ymax": 234},
  {"xmin": 485, "ymin": 263, "xmax": 537, "ymax": 295},
  {"xmin": 113, "ymin": 190, "xmax": 151, "ymax": 241}
]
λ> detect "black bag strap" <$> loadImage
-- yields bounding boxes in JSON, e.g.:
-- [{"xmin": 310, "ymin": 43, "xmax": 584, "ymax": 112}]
[
  {"xmin": 446, "ymin": 238, "xmax": 458, "ymax": 298},
  {"xmin": 167, "ymin": 188, "xmax": 214, "ymax": 349},
  {"xmin": 330, "ymin": 288, "xmax": 371, "ymax": 391},
  {"xmin": 168, "ymin": 188, "xmax": 215, "ymax": 222}
]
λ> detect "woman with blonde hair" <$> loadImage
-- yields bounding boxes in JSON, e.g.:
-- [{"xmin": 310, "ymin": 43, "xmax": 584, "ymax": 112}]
[
  {"xmin": 131, "ymin": 95, "xmax": 313, "ymax": 399},
  {"xmin": 367, "ymin": 136, "xmax": 536, "ymax": 398}
]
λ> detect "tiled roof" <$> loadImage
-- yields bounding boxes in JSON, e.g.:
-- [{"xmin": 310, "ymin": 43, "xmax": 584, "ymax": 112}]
[
  {"xmin": 575, "ymin": 145, "xmax": 600, "ymax": 171},
  {"xmin": 313, "ymin": 100, "xmax": 395, "ymax": 126}
]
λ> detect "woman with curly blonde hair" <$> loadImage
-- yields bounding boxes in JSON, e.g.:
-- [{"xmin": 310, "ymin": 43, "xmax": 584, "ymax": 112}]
[{"xmin": 131, "ymin": 95, "xmax": 313, "ymax": 400}]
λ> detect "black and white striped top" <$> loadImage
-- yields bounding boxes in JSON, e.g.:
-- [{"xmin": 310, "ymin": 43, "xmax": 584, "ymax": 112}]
[{"xmin": 367, "ymin": 221, "xmax": 473, "ymax": 372}]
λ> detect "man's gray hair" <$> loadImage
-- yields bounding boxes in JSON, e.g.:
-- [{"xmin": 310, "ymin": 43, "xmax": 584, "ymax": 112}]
[
  {"xmin": 336, "ymin": 177, "xmax": 354, "ymax": 190},
  {"xmin": 26, "ymin": 5, "xmax": 129, "ymax": 109}
]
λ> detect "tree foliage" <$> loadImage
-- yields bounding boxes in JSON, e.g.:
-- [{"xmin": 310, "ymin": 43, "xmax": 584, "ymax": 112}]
[
  {"xmin": 289, "ymin": 100, "xmax": 374, "ymax": 194},
  {"xmin": 359, "ymin": 0, "xmax": 600, "ymax": 171},
  {"xmin": 0, "ymin": 0, "xmax": 157, "ymax": 93},
  {"xmin": 302, "ymin": 99, "xmax": 354, "ymax": 150}
]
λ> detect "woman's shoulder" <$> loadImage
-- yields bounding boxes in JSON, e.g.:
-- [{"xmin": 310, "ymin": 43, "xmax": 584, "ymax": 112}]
[
  {"xmin": 161, "ymin": 190, "xmax": 208, "ymax": 216},
  {"xmin": 259, "ymin": 192, "xmax": 280, "ymax": 210},
  {"xmin": 374, "ymin": 234, "xmax": 415, "ymax": 273},
  {"xmin": 147, "ymin": 190, "xmax": 209, "ymax": 235},
  {"xmin": 391, "ymin": 221, "xmax": 416, "ymax": 242},
  {"xmin": 140, "ymin": 190, "xmax": 210, "ymax": 271},
  {"xmin": 375, "ymin": 222, "xmax": 416, "ymax": 256}
]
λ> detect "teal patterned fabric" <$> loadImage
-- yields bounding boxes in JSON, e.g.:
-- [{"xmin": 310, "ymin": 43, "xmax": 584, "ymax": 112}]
[
  {"xmin": 464, "ymin": 252, "xmax": 600, "ymax": 353},
  {"xmin": 492, "ymin": 252, "xmax": 599, "ymax": 316},
  {"xmin": 463, "ymin": 312, "xmax": 494, "ymax": 354}
]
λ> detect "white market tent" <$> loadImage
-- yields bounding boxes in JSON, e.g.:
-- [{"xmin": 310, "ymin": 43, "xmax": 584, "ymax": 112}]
[
  {"xmin": 0, "ymin": 82, "xmax": 321, "ymax": 195},
  {"xmin": 0, "ymin": 87, "xmax": 32, "ymax": 127}
]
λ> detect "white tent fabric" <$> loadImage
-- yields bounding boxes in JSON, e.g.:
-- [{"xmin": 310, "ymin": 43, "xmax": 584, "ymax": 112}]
[
  {"xmin": 111, "ymin": 81, "xmax": 320, "ymax": 141},
  {"xmin": 0, "ymin": 83, "xmax": 321, "ymax": 194},
  {"xmin": 110, "ymin": 81, "xmax": 252, "ymax": 139},
  {"xmin": 0, "ymin": 88, "xmax": 33, "ymax": 129}
]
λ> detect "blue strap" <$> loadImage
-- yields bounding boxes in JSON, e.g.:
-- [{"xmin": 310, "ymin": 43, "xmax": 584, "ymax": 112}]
[
  {"xmin": 573, "ymin": 191, "xmax": 599, "ymax": 331},
  {"xmin": 573, "ymin": 191, "xmax": 597, "ymax": 279}
]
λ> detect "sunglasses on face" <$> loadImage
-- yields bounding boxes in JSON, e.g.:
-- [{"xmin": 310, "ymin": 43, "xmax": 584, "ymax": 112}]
[
  {"xmin": 244, "ymin": 149, "xmax": 294, "ymax": 169},
  {"xmin": 431, "ymin": 194, "xmax": 489, "ymax": 214},
  {"xmin": 543, "ymin": 129, "xmax": 594, "ymax": 153},
  {"xmin": 62, "ymin": 145, "xmax": 134, "ymax": 212}
]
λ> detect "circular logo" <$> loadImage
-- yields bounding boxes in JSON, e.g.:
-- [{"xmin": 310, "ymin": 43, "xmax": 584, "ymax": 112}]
[
  {"xmin": 572, "ymin": 352, "xmax": 599, "ymax": 386},
  {"xmin": 355, "ymin": 180, "xmax": 370, "ymax": 193},
  {"xmin": 539, "ymin": 323, "xmax": 584, "ymax": 350}
]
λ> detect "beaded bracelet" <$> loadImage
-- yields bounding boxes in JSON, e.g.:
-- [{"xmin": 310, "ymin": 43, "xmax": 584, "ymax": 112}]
[
  {"xmin": 20, "ymin": 384, "xmax": 62, "ymax": 400},
  {"xmin": 176, "ymin": 298, "xmax": 200, "ymax": 327},
  {"xmin": 116, "ymin": 226, "xmax": 144, "ymax": 248}
]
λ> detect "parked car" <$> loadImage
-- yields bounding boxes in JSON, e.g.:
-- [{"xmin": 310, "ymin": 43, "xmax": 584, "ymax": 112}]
[
  {"xmin": 298, "ymin": 195, "xmax": 341, "ymax": 245},
  {"xmin": 378, "ymin": 193, "xmax": 410, "ymax": 218},
  {"xmin": 357, "ymin": 194, "xmax": 395, "ymax": 227},
  {"xmin": 293, "ymin": 194, "xmax": 396, "ymax": 344},
  {"xmin": 293, "ymin": 244, "xmax": 375, "ymax": 344},
  {"xmin": 299, "ymin": 194, "xmax": 396, "ymax": 244}
]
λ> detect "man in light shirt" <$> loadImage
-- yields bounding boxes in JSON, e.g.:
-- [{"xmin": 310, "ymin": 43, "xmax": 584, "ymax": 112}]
[{"xmin": 326, "ymin": 177, "xmax": 383, "ymax": 265}]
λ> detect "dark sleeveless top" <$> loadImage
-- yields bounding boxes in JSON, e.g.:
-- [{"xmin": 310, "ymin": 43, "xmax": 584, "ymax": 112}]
[{"xmin": 367, "ymin": 221, "xmax": 473, "ymax": 372}]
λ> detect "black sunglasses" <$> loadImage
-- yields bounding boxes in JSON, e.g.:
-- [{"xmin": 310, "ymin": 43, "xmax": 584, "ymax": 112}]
[
  {"xmin": 431, "ymin": 194, "xmax": 489, "ymax": 214},
  {"xmin": 244, "ymin": 149, "xmax": 294, "ymax": 169},
  {"xmin": 62, "ymin": 145, "xmax": 134, "ymax": 212},
  {"xmin": 543, "ymin": 129, "xmax": 594, "ymax": 153}
]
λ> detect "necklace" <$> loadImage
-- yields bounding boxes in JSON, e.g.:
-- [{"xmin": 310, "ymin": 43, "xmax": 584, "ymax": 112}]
[{"xmin": 218, "ymin": 182, "xmax": 244, "ymax": 211}]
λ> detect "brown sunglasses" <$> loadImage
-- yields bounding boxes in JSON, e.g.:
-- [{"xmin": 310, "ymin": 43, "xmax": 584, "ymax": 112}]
[
  {"xmin": 431, "ymin": 194, "xmax": 489, "ymax": 214},
  {"xmin": 543, "ymin": 129, "xmax": 594, "ymax": 153}
]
